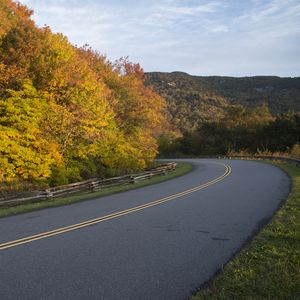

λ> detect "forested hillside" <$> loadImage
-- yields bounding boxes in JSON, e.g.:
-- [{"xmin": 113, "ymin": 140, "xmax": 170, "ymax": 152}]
[
  {"xmin": 146, "ymin": 72, "xmax": 300, "ymax": 132},
  {"xmin": 0, "ymin": 0, "xmax": 167, "ymax": 188},
  {"xmin": 146, "ymin": 72, "xmax": 300, "ymax": 157}
]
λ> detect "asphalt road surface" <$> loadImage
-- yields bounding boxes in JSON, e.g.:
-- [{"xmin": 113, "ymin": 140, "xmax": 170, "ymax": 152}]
[{"xmin": 0, "ymin": 159, "xmax": 290, "ymax": 300}]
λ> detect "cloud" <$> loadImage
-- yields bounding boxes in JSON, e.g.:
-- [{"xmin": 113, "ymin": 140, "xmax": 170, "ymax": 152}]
[
  {"xmin": 159, "ymin": 2, "xmax": 219, "ymax": 16},
  {"xmin": 204, "ymin": 24, "xmax": 229, "ymax": 33},
  {"xmin": 18, "ymin": 0, "xmax": 300, "ymax": 76}
]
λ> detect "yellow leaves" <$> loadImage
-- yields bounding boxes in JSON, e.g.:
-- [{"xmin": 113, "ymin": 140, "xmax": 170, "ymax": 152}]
[
  {"xmin": 0, "ymin": 1, "xmax": 168, "ymax": 184},
  {"xmin": 222, "ymin": 104, "xmax": 273, "ymax": 132},
  {"xmin": 0, "ymin": 125, "xmax": 57, "ymax": 181},
  {"xmin": 290, "ymin": 143, "xmax": 300, "ymax": 158},
  {"xmin": 47, "ymin": 32, "xmax": 75, "ymax": 66},
  {"xmin": 94, "ymin": 131, "xmax": 146, "ymax": 171},
  {"xmin": 0, "ymin": 81, "xmax": 61, "ymax": 182}
]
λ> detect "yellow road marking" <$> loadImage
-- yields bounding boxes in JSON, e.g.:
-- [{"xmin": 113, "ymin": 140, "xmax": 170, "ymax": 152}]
[{"xmin": 0, "ymin": 162, "xmax": 231, "ymax": 251}]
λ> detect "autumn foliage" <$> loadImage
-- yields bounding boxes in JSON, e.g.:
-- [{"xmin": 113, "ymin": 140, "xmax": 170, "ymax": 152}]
[{"xmin": 0, "ymin": 0, "xmax": 167, "ymax": 186}]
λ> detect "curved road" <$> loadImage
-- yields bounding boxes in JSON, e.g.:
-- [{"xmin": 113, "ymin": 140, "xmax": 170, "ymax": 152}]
[{"xmin": 0, "ymin": 159, "xmax": 290, "ymax": 300}]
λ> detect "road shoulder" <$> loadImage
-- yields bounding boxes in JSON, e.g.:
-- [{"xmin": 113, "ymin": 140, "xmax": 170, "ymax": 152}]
[
  {"xmin": 0, "ymin": 162, "xmax": 193, "ymax": 218},
  {"xmin": 191, "ymin": 161, "xmax": 299, "ymax": 299}
]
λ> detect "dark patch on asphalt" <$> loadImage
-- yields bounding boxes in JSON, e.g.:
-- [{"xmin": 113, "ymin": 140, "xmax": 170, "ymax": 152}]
[
  {"xmin": 211, "ymin": 237, "xmax": 230, "ymax": 241},
  {"xmin": 25, "ymin": 215, "xmax": 41, "ymax": 220},
  {"xmin": 103, "ymin": 227, "xmax": 113, "ymax": 230},
  {"xmin": 153, "ymin": 225, "xmax": 172, "ymax": 229},
  {"xmin": 195, "ymin": 230, "xmax": 210, "ymax": 234}
]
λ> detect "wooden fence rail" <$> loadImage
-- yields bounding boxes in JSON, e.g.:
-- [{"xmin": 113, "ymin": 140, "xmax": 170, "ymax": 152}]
[
  {"xmin": 2, "ymin": 155, "xmax": 296, "ymax": 208},
  {"xmin": 0, "ymin": 162, "xmax": 177, "ymax": 207},
  {"xmin": 226, "ymin": 155, "xmax": 300, "ymax": 167}
]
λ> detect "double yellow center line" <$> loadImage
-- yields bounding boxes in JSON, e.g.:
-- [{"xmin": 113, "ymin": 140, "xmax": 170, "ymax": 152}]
[{"xmin": 0, "ymin": 162, "xmax": 231, "ymax": 251}]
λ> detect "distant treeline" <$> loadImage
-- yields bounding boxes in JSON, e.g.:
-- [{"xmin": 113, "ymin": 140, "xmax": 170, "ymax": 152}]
[
  {"xmin": 158, "ymin": 104, "xmax": 300, "ymax": 158},
  {"xmin": 0, "ymin": 1, "xmax": 167, "ymax": 187},
  {"xmin": 146, "ymin": 72, "xmax": 300, "ymax": 133},
  {"xmin": 146, "ymin": 72, "xmax": 300, "ymax": 158}
]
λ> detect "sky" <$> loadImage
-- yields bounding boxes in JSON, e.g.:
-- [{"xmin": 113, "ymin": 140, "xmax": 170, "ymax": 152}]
[{"xmin": 19, "ymin": 0, "xmax": 300, "ymax": 77}]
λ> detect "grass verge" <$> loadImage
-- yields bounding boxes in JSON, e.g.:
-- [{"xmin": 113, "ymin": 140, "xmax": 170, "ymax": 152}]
[
  {"xmin": 192, "ymin": 161, "xmax": 300, "ymax": 300},
  {"xmin": 0, "ymin": 162, "xmax": 192, "ymax": 218}
]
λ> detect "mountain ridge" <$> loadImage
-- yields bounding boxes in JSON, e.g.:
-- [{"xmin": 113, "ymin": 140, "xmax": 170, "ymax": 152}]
[{"xmin": 145, "ymin": 71, "xmax": 300, "ymax": 132}]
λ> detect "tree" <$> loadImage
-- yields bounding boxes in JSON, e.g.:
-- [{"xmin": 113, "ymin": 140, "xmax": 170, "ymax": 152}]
[
  {"xmin": 0, "ymin": 1, "xmax": 168, "ymax": 186},
  {"xmin": 0, "ymin": 81, "xmax": 60, "ymax": 182}
]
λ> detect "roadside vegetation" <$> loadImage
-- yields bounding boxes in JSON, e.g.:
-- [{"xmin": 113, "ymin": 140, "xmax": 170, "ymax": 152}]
[
  {"xmin": 191, "ymin": 161, "xmax": 300, "ymax": 300},
  {"xmin": 0, "ymin": 162, "xmax": 192, "ymax": 218},
  {"xmin": 158, "ymin": 104, "xmax": 300, "ymax": 159},
  {"xmin": 0, "ymin": 0, "xmax": 168, "ymax": 194}
]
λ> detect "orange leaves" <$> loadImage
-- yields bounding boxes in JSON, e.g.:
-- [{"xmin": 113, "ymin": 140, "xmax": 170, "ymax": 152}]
[
  {"xmin": 0, "ymin": 1, "xmax": 168, "ymax": 184},
  {"xmin": 0, "ymin": 63, "xmax": 27, "ymax": 93}
]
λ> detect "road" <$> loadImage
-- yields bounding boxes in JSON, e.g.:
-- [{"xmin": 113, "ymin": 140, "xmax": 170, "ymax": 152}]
[{"xmin": 0, "ymin": 159, "xmax": 290, "ymax": 300}]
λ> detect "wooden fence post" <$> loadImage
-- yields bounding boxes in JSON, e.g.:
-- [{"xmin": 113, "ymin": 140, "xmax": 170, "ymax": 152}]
[
  {"xmin": 90, "ymin": 181, "xmax": 99, "ymax": 192},
  {"xmin": 44, "ymin": 189, "xmax": 53, "ymax": 199}
]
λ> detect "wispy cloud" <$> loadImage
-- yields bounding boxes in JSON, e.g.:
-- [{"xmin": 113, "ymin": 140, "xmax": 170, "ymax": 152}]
[
  {"xmin": 159, "ymin": 2, "xmax": 219, "ymax": 15},
  {"xmin": 19, "ymin": 0, "xmax": 300, "ymax": 76},
  {"xmin": 203, "ymin": 24, "xmax": 229, "ymax": 33}
]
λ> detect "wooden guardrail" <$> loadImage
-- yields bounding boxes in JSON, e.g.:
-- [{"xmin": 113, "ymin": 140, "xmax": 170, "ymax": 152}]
[
  {"xmin": 226, "ymin": 155, "xmax": 300, "ymax": 167},
  {"xmin": 0, "ymin": 162, "xmax": 177, "ymax": 207}
]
